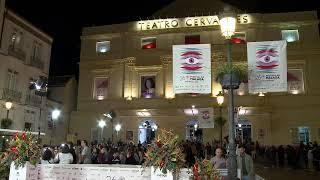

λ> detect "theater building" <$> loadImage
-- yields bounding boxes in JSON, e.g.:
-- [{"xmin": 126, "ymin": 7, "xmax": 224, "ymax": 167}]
[{"xmin": 71, "ymin": 0, "xmax": 320, "ymax": 145}]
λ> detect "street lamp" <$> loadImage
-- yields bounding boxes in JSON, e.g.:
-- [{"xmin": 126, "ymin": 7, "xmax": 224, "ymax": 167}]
[
  {"xmin": 216, "ymin": 91, "xmax": 224, "ymax": 148},
  {"xmin": 103, "ymin": 110, "xmax": 116, "ymax": 142},
  {"xmin": 115, "ymin": 124, "xmax": 121, "ymax": 138},
  {"xmin": 219, "ymin": 7, "xmax": 237, "ymax": 179},
  {"xmin": 5, "ymin": 101, "xmax": 12, "ymax": 119},
  {"xmin": 29, "ymin": 76, "xmax": 48, "ymax": 141},
  {"xmin": 50, "ymin": 109, "xmax": 61, "ymax": 145},
  {"xmin": 98, "ymin": 120, "xmax": 106, "ymax": 143}
]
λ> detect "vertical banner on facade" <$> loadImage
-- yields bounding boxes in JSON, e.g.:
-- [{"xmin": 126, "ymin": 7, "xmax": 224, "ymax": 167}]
[
  {"xmin": 198, "ymin": 108, "xmax": 214, "ymax": 128},
  {"xmin": 173, "ymin": 44, "xmax": 211, "ymax": 94},
  {"xmin": 247, "ymin": 40, "xmax": 287, "ymax": 93}
]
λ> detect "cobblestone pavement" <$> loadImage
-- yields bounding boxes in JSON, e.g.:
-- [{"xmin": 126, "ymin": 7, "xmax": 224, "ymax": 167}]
[{"xmin": 255, "ymin": 163, "xmax": 320, "ymax": 180}]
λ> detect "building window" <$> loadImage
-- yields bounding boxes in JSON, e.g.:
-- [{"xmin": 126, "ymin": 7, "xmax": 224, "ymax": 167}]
[
  {"xmin": 288, "ymin": 69, "xmax": 305, "ymax": 94},
  {"xmin": 185, "ymin": 35, "xmax": 200, "ymax": 44},
  {"xmin": 32, "ymin": 41, "xmax": 42, "ymax": 59},
  {"xmin": 96, "ymin": 41, "xmax": 110, "ymax": 53},
  {"xmin": 282, "ymin": 30, "xmax": 299, "ymax": 42},
  {"xmin": 10, "ymin": 29, "xmax": 23, "ymax": 50},
  {"xmin": 24, "ymin": 122, "xmax": 32, "ymax": 131},
  {"xmin": 141, "ymin": 37, "xmax": 157, "ymax": 49},
  {"xmin": 298, "ymin": 127, "xmax": 310, "ymax": 144},
  {"xmin": 6, "ymin": 69, "xmax": 18, "ymax": 90},
  {"xmin": 141, "ymin": 76, "xmax": 156, "ymax": 98},
  {"xmin": 94, "ymin": 77, "xmax": 108, "ymax": 100}
]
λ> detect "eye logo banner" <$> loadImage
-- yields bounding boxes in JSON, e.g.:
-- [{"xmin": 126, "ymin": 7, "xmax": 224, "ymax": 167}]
[
  {"xmin": 247, "ymin": 40, "xmax": 287, "ymax": 93},
  {"xmin": 173, "ymin": 44, "xmax": 211, "ymax": 94}
]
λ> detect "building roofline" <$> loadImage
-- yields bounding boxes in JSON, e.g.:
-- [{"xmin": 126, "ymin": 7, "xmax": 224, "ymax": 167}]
[{"xmin": 6, "ymin": 9, "xmax": 53, "ymax": 44}]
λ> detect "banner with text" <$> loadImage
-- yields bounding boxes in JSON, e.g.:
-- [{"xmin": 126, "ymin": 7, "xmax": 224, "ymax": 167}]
[
  {"xmin": 173, "ymin": 44, "xmax": 211, "ymax": 94},
  {"xmin": 247, "ymin": 40, "xmax": 287, "ymax": 93},
  {"xmin": 198, "ymin": 108, "xmax": 214, "ymax": 128}
]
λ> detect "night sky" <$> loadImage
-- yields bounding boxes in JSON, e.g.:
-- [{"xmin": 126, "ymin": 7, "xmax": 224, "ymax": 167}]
[{"xmin": 5, "ymin": 0, "xmax": 319, "ymax": 78}]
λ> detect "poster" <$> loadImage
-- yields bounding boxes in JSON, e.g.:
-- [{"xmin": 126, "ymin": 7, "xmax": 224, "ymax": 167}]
[
  {"xmin": 288, "ymin": 69, "xmax": 304, "ymax": 94},
  {"xmin": 141, "ymin": 76, "xmax": 156, "ymax": 98},
  {"xmin": 247, "ymin": 40, "xmax": 287, "ymax": 93},
  {"xmin": 94, "ymin": 77, "xmax": 108, "ymax": 100},
  {"xmin": 197, "ymin": 108, "xmax": 214, "ymax": 128},
  {"xmin": 173, "ymin": 44, "xmax": 211, "ymax": 94}
]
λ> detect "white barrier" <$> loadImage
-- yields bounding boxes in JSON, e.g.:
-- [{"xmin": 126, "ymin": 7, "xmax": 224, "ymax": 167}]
[{"xmin": 9, "ymin": 163, "xmax": 230, "ymax": 180}]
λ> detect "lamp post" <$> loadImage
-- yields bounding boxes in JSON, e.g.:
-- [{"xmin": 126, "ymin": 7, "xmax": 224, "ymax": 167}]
[
  {"xmin": 29, "ymin": 76, "xmax": 48, "ymax": 141},
  {"xmin": 50, "ymin": 109, "xmax": 61, "ymax": 145},
  {"xmin": 216, "ymin": 91, "xmax": 224, "ymax": 148},
  {"xmin": 98, "ymin": 120, "xmax": 106, "ymax": 143},
  {"xmin": 5, "ymin": 101, "xmax": 12, "ymax": 119},
  {"xmin": 219, "ymin": 7, "xmax": 237, "ymax": 179}
]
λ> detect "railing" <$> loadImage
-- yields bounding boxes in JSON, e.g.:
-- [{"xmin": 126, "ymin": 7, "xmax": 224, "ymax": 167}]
[
  {"xmin": 1, "ymin": 88, "xmax": 22, "ymax": 103},
  {"xmin": 7, "ymin": 45, "xmax": 26, "ymax": 62},
  {"xmin": 25, "ymin": 94, "xmax": 42, "ymax": 107},
  {"xmin": 30, "ymin": 56, "xmax": 44, "ymax": 70}
]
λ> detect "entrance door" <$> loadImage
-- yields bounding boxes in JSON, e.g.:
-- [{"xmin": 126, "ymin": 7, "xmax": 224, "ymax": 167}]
[
  {"xmin": 138, "ymin": 120, "xmax": 157, "ymax": 144},
  {"xmin": 235, "ymin": 120, "xmax": 252, "ymax": 144},
  {"xmin": 186, "ymin": 120, "xmax": 203, "ymax": 142}
]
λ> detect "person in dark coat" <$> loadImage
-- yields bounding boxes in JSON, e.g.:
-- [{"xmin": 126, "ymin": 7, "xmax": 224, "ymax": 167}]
[{"xmin": 278, "ymin": 145, "xmax": 285, "ymax": 167}]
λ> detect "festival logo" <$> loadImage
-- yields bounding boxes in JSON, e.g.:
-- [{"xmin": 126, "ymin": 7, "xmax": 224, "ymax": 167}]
[
  {"xmin": 256, "ymin": 45, "xmax": 279, "ymax": 72},
  {"xmin": 179, "ymin": 48, "xmax": 203, "ymax": 73}
]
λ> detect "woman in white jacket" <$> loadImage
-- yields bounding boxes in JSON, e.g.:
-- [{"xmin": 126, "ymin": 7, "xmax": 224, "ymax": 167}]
[{"xmin": 54, "ymin": 144, "xmax": 73, "ymax": 164}]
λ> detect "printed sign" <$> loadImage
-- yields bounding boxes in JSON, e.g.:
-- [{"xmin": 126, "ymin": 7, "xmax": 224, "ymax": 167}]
[
  {"xmin": 173, "ymin": 44, "xmax": 211, "ymax": 94},
  {"xmin": 247, "ymin": 40, "xmax": 287, "ymax": 93},
  {"xmin": 198, "ymin": 108, "xmax": 214, "ymax": 128}
]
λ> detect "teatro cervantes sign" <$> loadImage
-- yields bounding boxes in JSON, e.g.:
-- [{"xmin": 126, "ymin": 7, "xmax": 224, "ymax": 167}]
[{"xmin": 137, "ymin": 14, "xmax": 252, "ymax": 31}]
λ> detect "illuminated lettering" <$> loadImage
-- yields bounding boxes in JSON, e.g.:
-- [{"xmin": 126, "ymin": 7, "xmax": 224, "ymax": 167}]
[
  {"xmin": 165, "ymin": 20, "xmax": 170, "ymax": 28},
  {"xmin": 242, "ymin": 15, "xmax": 248, "ymax": 23},
  {"xmin": 194, "ymin": 18, "xmax": 198, "ymax": 26},
  {"xmin": 171, "ymin": 19, "xmax": 179, "ymax": 27},
  {"xmin": 200, "ymin": 18, "xmax": 205, "ymax": 26},
  {"xmin": 185, "ymin": 18, "xmax": 192, "ymax": 26},
  {"xmin": 138, "ymin": 22, "xmax": 144, "ymax": 30},
  {"xmin": 146, "ymin": 22, "xmax": 150, "ymax": 30},
  {"xmin": 152, "ymin": 22, "xmax": 158, "ymax": 29}
]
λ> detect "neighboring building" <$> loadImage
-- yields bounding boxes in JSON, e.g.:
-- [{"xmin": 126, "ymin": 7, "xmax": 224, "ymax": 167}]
[
  {"xmin": 47, "ymin": 75, "xmax": 78, "ymax": 144},
  {"xmin": 71, "ymin": 0, "xmax": 320, "ymax": 145},
  {"xmin": 0, "ymin": 0, "xmax": 53, "ymax": 143}
]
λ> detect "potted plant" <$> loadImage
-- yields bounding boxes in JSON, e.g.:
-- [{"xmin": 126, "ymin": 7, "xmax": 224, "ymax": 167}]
[
  {"xmin": 192, "ymin": 158, "xmax": 221, "ymax": 180},
  {"xmin": 0, "ymin": 132, "xmax": 40, "ymax": 180},
  {"xmin": 143, "ymin": 129, "xmax": 185, "ymax": 180},
  {"xmin": 1, "ymin": 118, "xmax": 12, "ymax": 129},
  {"xmin": 215, "ymin": 63, "xmax": 247, "ymax": 89}
]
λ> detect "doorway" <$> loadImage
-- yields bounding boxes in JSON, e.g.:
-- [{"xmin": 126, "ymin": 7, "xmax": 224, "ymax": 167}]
[
  {"xmin": 186, "ymin": 120, "xmax": 203, "ymax": 142},
  {"xmin": 138, "ymin": 120, "xmax": 157, "ymax": 144},
  {"xmin": 235, "ymin": 120, "xmax": 252, "ymax": 144}
]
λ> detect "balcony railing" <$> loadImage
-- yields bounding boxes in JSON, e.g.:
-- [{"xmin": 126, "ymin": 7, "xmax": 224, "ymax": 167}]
[
  {"xmin": 1, "ymin": 88, "xmax": 22, "ymax": 103},
  {"xmin": 8, "ymin": 45, "xmax": 26, "ymax": 62},
  {"xmin": 30, "ymin": 56, "xmax": 44, "ymax": 70},
  {"xmin": 25, "ymin": 94, "xmax": 42, "ymax": 107}
]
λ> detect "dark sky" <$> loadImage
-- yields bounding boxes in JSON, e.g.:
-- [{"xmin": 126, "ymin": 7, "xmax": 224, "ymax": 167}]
[{"xmin": 5, "ymin": 0, "xmax": 319, "ymax": 77}]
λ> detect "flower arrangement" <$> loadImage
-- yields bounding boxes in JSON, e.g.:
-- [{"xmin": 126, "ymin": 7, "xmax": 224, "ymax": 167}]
[
  {"xmin": 192, "ymin": 158, "xmax": 221, "ymax": 180},
  {"xmin": 143, "ymin": 129, "xmax": 185, "ymax": 174},
  {"xmin": 0, "ymin": 132, "xmax": 40, "ymax": 168}
]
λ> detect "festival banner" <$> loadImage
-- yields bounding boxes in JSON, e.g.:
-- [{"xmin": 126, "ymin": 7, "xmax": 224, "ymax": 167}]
[
  {"xmin": 197, "ymin": 108, "xmax": 214, "ymax": 128},
  {"xmin": 173, "ymin": 44, "xmax": 211, "ymax": 94},
  {"xmin": 247, "ymin": 40, "xmax": 287, "ymax": 93}
]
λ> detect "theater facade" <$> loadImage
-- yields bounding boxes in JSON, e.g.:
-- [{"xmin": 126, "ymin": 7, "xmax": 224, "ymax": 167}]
[{"xmin": 70, "ymin": 5, "xmax": 320, "ymax": 146}]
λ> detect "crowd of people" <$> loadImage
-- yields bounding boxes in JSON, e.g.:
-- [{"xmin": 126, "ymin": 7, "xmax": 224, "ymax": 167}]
[{"xmin": 40, "ymin": 138, "xmax": 320, "ymax": 180}]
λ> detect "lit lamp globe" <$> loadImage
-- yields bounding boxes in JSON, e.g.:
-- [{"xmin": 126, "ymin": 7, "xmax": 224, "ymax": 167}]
[
  {"xmin": 5, "ymin": 101, "xmax": 13, "ymax": 110},
  {"xmin": 216, "ymin": 91, "xmax": 224, "ymax": 106},
  {"xmin": 115, "ymin": 124, "xmax": 121, "ymax": 132},
  {"xmin": 52, "ymin": 109, "xmax": 61, "ymax": 120},
  {"xmin": 98, "ymin": 120, "xmax": 106, "ymax": 128},
  {"xmin": 219, "ymin": 9, "xmax": 236, "ymax": 39}
]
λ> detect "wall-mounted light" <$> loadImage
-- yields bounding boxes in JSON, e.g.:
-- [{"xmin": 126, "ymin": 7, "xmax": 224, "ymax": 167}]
[{"xmin": 258, "ymin": 92, "xmax": 265, "ymax": 97}]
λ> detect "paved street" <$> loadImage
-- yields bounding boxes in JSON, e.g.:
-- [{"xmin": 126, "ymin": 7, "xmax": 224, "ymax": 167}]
[{"xmin": 255, "ymin": 163, "xmax": 320, "ymax": 180}]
